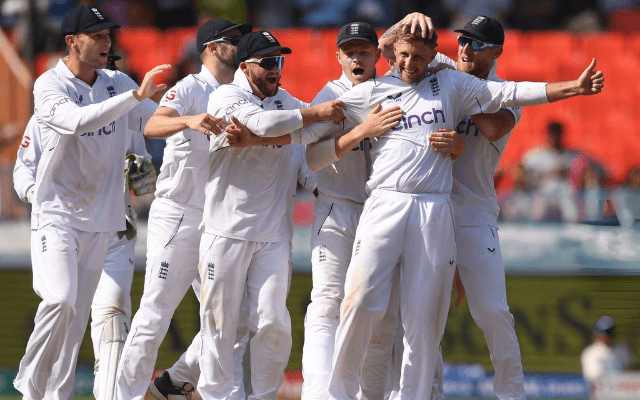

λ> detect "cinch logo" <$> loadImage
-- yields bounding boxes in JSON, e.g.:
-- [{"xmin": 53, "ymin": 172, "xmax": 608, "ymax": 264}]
[
  {"xmin": 224, "ymin": 99, "xmax": 249, "ymax": 115},
  {"xmin": 80, "ymin": 121, "xmax": 116, "ymax": 136},
  {"xmin": 391, "ymin": 108, "xmax": 446, "ymax": 131},
  {"xmin": 50, "ymin": 97, "xmax": 71, "ymax": 116},
  {"xmin": 456, "ymin": 117, "xmax": 479, "ymax": 137}
]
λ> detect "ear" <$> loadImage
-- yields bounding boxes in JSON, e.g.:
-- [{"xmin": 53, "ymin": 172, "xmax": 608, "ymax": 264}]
[
  {"xmin": 240, "ymin": 61, "xmax": 250, "ymax": 75},
  {"xmin": 207, "ymin": 42, "xmax": 217, "ymax": 54},
  {"xmin": 492, "ymin": 47, "xmax": 503, "ymax": 60},
  {"xmin": 374, "ymin": 47, "xmax": 382, "ymax": 62},
  {"xmin": 65, "ymin": 34, "xmax": 76, "ymax": 48},
  {"xmin": 335, "ymin": 49, "xmax": 340, "ymax": 63}
]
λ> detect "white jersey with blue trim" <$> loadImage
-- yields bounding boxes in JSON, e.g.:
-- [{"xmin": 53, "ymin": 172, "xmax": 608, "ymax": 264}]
[
  {"xmin": 204, "ymin": 69, "xmax": 308, "ymax": 242},
  {"xmin": 288, "ymin": 144, "xmax": 317, "ymax": 240},
  {"xmin": 451, "ymin": 63, "xmax": 523, "ymax": 227},
  {"xmin": 154, "ymin": 65, "xmax": 220, "ymax": 210},
  {"xmin": 31, "ymin": 59, "xmax": 156, "ymax": 232},
  {"xmin": 295, "ymin": 66, "xmax": 544, "ymax": 195}
]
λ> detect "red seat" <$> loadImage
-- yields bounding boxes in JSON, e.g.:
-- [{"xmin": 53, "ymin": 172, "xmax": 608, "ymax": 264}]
[
  {"xmin": 115, "ymin": 27, "xmax": 168, "ymax": 82},
  {"xmin": 609, "ymin": 9, "xmax": 640, "ymax": 33}
]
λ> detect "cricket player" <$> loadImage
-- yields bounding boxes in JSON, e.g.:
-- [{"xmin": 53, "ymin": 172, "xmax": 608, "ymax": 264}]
[
  {"xmin": 379, "ymin": 15, "xmax": 530, "ymax": 400},
  {"xmin": 12, "ymin": 115, "xmax": 155, "ymax": 400},
  {"xmin": 12, "ymin": 4, "xmax": 166, "ymax": 399},
  {"xmin": 147, "ymin": 144, "xmax": 316, "ymax": 400},
  {"xmin": 198, "ymin": 30, "xmax": 346, "ymax": 400},
  {"xmin": 280, "ymin": 25, "xmax": 603, "ymax": 400},
  {"xmin": 116, "ymin": 18, "xmax": 253, "ymax": 400}
]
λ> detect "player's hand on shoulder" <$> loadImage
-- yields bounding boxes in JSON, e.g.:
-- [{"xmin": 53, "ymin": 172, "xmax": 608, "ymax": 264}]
[
  {"xmin": 429, "ymin": 129, "xmax": 466, "ymax": 160},
  {"xmin": 576, "ymin": 58, "xmax": 604, "ymax": 95},
  {"xmin": 134, "ymin": 64, "xmax": 172, "ymax": 101},
  {"xmin": 226, "ymin": 116, "xmax": 256, "ymax": 147},
  {"xmin": 360, "ymin": 104, "xmax": 403, "ymax": 138},
  {"xmin": 400, "ymin": 12, "xmax": 434, "ymax": 39},
  {"xmin": 189, "ymin": 113, "xmax": 224, "ymax": 136}
]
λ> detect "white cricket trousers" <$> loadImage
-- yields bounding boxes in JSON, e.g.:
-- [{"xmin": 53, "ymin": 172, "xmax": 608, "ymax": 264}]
[
  {"xmin": 198, "ymin": 233, "xmax": 292, "ymax": 400},
  {"xmin": 455, "ymin": 225, "xmax": 525, "ymax": 400},
  {"xmin": 328, "ymin": 190, "xmax": 457, "ymax": 400},
  {"xmin": 117, "ymin": 199, "xmax": 202, "ymax": 400},
  {"xmin": 14, "ymin": 221, "xmax": 109, "ymax": 400},
  {"xmin": 302, "ymin": 195, "xmax": 400, "ymax": 400},
  {"xmin": 91, "ymin": 233, "xmax": 136, "ymax": 359}
]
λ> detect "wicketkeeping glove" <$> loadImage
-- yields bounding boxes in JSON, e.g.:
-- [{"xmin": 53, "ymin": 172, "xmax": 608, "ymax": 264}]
[{"xmin": 125, "ymin": 154, "xmax": 156, "ymax": 196}]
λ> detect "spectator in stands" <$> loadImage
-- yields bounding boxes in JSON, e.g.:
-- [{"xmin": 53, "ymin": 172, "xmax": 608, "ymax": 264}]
[
  {"xmin": 498, "ymin": 163, "xmax": 536, "ymax": 222},
  {"xmin": 612, "ymin": 167, "xmax": 640, "ymax": 228},
  {"xmin": 442, "ymin": 0, "xmax": 512, "ymax": 29},
  {"xmin": 521, "ymin": 122, "xmax": 580, "ymax": 222},
  {"xmin": 153, "ymin": 0, "xmax": 197, "ymax": 29},
  {"xmin": 579, "ymin": 162, "xmax": 607, "ymax": 222},
  {"xmin": 581, "ymin": 316, "xmax": 634, "ymax": 390}
]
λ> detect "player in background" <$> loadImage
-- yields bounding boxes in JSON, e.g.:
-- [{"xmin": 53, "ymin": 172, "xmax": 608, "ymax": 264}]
[
  {"xmin": 12, "ymin": 5, "xmax": 166, "ymax": 400},
  {"xmin": 198, "ymin": 30, "xmax": 347, "ymax": 400},
  {"xmin": 281, "ymin": 25, "xmax": 603, "ymax": 400},
  {"xmin": 115, "ymin": 18, "xmax": 253, "ymax": 400}
]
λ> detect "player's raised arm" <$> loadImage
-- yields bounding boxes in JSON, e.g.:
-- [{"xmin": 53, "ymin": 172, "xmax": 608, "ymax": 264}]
[{"xmin": 546, "ymin": 58, "xmax": 604, "ymax": 101}]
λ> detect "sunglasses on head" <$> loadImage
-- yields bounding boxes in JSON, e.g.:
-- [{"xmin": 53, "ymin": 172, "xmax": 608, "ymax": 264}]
[
  {"xmin": 457, "ymin": 36, "xmax": 502, "ymax": 51},
  {"xmin": 206, "ymin": 36, "xmax": 243, "ymax": 46},
  {"xmin": 244, "ymin": 56, "xmax": 285, "ymax": 70}
]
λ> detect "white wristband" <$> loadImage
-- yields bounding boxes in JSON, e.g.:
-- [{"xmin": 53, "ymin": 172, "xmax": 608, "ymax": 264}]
[
  {"xmin": 289, "ymin": 130, "xmax": 302, "ymax": 145},
  {"xmin": 514, "ymin": 82, "xmax": 548, "ymax": 107}
]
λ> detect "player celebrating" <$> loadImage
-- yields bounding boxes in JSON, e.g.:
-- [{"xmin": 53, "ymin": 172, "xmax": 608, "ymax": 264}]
[
  {"xmin": 199, "ymin": 30, "xmax": 346, "ymax": 400},
  {"xmin": 12, "ymin": 5, "xmax": 166, "ymax": 400},
  {"xmin": 116, "ymin": 18, "xmax": 252, "ymax": 400},
  {"xmin": 285, "ymin": 25, "xmax": 603, "ymax": 400}
]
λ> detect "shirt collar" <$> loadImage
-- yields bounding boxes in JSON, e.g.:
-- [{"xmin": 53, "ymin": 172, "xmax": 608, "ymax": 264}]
[
  {"xmin": 232, "ymin": 68, "xmax": 254, "ymax": 94},
  {"xmin": 55, "ymin": 58, "xmax": 105, "ymax": 82},
  {"xmin": 199, "ymin": 64, "xmax": 221, "ymax": 88}
]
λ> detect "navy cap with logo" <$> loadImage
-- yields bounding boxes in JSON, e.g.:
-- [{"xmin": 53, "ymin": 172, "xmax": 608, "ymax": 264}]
[
  {"xmin": 236, "ymin": 31, "xmax": 292, "ymax": 63},
  {"xmin": 60, "ymin": 5, "xmax": 120, "ymax": 37},
  {"xmin": 337, "ymin": 22, "xmax": 378, "ymax": 47},
  {"xmin": 593, "ymin": 316, "xmax": 615, "ymax": 335},
  {"xmin": 197, "ymin": 19, "xmax": 253, "ymax": 54},
  {"xmin": 454, "ymin": 15, "xmax": 504, "ymax": 45}
]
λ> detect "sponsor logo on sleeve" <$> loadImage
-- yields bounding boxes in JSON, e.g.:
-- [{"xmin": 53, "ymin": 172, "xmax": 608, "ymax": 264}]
[
  {"xmin": 223, "ymin": 98, "xmax": 249, "ymax": 115},
  {"xmin": 20, "ymin": 135, "xmax": 31, "ymax": 148},
  {"xmin": 164, "ymin": 89, "xmax": 177, "ymax": 101},
  {"xmin": 80, "ymin": 121, "xmax": 116, "ymax": 136},
  {"xmin": 50, "ymin": 97, "xmax": 72, "ymax": 116}
]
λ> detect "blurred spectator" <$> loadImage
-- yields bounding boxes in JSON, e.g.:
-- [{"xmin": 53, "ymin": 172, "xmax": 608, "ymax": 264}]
[
  {"xmin": 154, "ymin": 0, "xmax": 197, "ymax": 29},
  {"xmin": 581, "ymin": 316, "xmax": 634, "ymax": 387},
  {"xmin": 442, "ymin": 0, "xmax": 511, "ymax": 29},
  {"xmin": 579, "ymin": 162, "xmax": 607, "ymax": 222},
  {"xmin": 390, "ymin": 0, "xmax": 450, "ymax": 28},
  {"xmin": 499, "ymin": 163, "xmax": 536, "ymax": 221},
  {"xmin": 246, "ymin": 0, "xmax": 301, "ymax": 28},
  {"xmin": 506, "ymin": 0, "xmax": 560, "ymax": 30},
  {"xmin": 521, "ymin": 122, "xmax": 580, "ymax": 222},
  {"xmin": 612, "ymin": 167, "xmax": 640, "ymax": 228},
  {"xmin": 198, "ymin": 0, "xmax": 247, "ymax": 26},
  {"xmin": 99, "ymin": 0, "xmax": 155, "ymax": 27}
]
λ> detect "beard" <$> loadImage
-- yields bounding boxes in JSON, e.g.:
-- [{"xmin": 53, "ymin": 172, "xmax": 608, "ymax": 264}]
[
  {"xmin": 215, "ymin": 47, "xmax": 238, "ymax": 70},
  {"xmin": 252, "ymin": 73, "xmax": 279, "ymax": 98}
]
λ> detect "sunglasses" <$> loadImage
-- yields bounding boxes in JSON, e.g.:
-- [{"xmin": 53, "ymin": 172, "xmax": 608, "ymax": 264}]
[
  {"xmin": 457, "ymin": 36, "xmax": 502, "ymax": 51},
  {"xmin": 206, "ymin": 36, "xmax": 242, "ymax": 46},
  {"xmin": 244, "ymin": 56, "xmax": 286, "ymax": 70}
]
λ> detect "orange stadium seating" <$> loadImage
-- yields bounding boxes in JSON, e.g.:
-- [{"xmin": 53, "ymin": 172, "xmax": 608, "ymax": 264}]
[{"xmin": 32, "ymin": 29, "xmax": 640, "ymax": 187}]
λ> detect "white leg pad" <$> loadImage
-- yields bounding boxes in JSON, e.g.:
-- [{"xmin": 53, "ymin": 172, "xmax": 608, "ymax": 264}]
[{"xmin": 95, "ymin": 313, "xmax": 130, "ymax": 400}]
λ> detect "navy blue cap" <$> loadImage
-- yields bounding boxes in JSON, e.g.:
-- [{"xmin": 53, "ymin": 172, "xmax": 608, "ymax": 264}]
[
  {"xmin": 61, "ymin": 6, "xmax": 120, "ymax": 36},
  {"xmin": 197, "ymin": 19, "xmax": 253, "ymax": 54},
  {"xmin": 337, "ymin": 22, "xmax": 378, "ymax": 47},
  {"xmin": 237, "ymin": 31, "xmax": 292, "ymax": 63},
  {"xmin": 593, "ymin": 316, "xmax": 615, "ymax": 335},
  {"xmin": 454, "ymin": 15, "xmax": 504, "ymax": 45}
]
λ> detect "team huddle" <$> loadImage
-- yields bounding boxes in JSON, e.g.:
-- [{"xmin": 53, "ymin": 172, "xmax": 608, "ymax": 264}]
[{"xmin": 12, "ymin": 5, "xmax": 604, "ymax": 400}]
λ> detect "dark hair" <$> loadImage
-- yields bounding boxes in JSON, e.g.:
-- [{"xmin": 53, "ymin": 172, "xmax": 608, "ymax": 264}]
[{"xmin": 396, "ymin": 27, "xmax": 438, "ymax": 46}]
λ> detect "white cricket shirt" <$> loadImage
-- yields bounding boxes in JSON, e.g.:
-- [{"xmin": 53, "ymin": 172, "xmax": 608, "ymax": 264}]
[
  {"xmin": 204, "ymin": 69, "xmax": 308, "ymax": 242},
  {"xmin": 288, "ymin": 144, "xmax": 317, "ymax": 239},
  {"xmin": 13, "ymin": 116, "xmax": 41, "ymax": 203},
  {"xmin": 294, "ymin": 67, "xmax": 547, "ymax": 195},
  {"xmin": 451, "ymin": 63, "xmax": 523, "ymax": 226},
  {"xmin": 154, "ymin": 65, "xmax": 221, "ymax": 210},
  {"xmin": 31, "ymin": 59, "xmax": 156, "ymax": 232}
]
